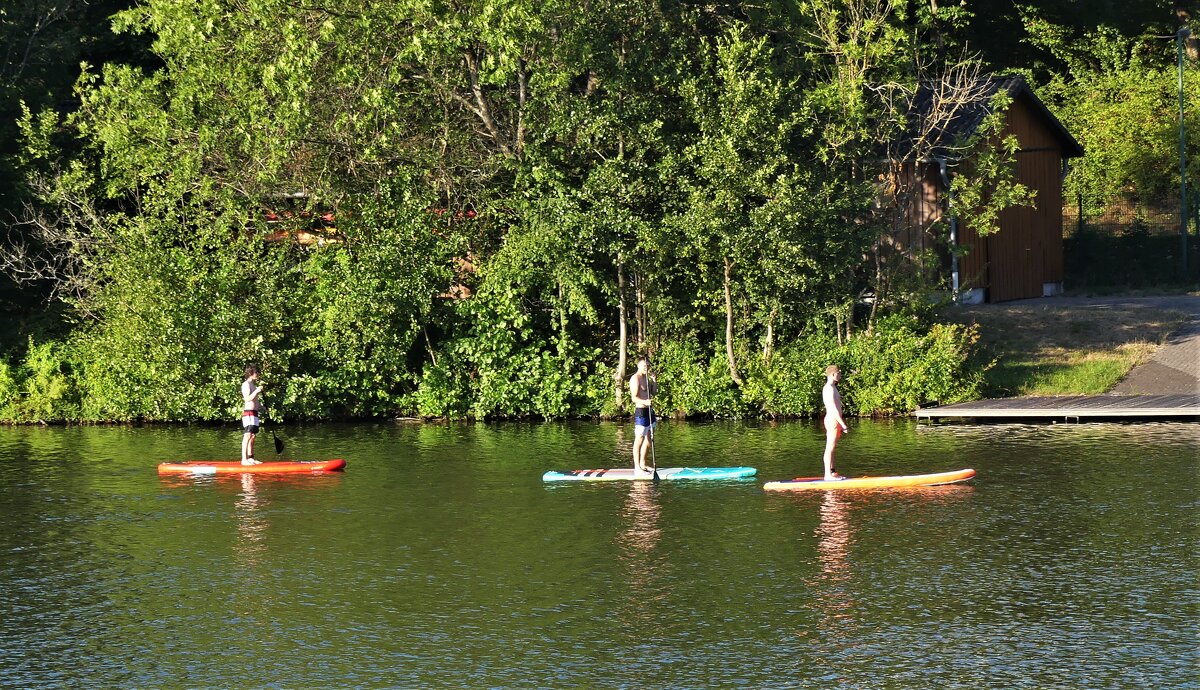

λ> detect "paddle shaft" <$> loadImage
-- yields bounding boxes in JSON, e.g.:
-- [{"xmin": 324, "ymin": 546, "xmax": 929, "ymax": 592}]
[
  {"xmin": 262, "ymin": 394, "xmax": 283, "ymax": 454},
  {"xmin": 649, "ymin": 405, "xmax": 659, "ymax": 483}
]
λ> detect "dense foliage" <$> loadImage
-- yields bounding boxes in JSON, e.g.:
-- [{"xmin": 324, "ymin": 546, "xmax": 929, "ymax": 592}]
[
  {"xmin": 1028, "ymin": 18, "xmax": 1200, "ymax": 210},
  {"xmin": 0, "ymin": 0, "xmax": 1192, "ymax": 422}
]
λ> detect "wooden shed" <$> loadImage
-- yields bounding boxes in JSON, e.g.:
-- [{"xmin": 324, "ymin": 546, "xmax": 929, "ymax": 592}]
[{"xmin": 899, "ymin": 75, "xmax": 1085, "ymax": 303}]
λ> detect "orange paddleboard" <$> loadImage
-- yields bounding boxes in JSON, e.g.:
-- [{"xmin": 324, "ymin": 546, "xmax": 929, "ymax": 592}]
[
  {"xmin": 763, "ymin": 468, "xmax": 975, "ymax": 491},
  {"xmin": 157, "ymin": 459, "xmax": 346, "ymax": 475}
]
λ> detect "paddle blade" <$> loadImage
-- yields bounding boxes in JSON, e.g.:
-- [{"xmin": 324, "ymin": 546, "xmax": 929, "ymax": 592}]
[{"xmin": 273, "ymin": 433, "xmax": 284, "ymax": 454}]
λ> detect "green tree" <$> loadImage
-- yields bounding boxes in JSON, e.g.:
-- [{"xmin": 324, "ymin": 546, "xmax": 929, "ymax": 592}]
[
  {"xmin": 663, "ymin": 24, "xmax": 812, "ymax": 386},
  {"xmin": 1033, "ymin": 26, "xmax": 1200, "ymax": 208},
  {"xmin": 1, "ymin": 0, "xmax": 995, "ymax": 422}
]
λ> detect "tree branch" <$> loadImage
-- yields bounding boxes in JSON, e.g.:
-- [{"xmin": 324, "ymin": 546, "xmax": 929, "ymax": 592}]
[{"xmin": 463, "ymin": 48, "xmax": 514, "ymax": 157}]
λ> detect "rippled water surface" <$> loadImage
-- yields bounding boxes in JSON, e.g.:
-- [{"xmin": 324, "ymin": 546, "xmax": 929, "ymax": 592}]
[{"xmin": 0, "ymin": 420, "xmax": 1195, "ymax": 688}]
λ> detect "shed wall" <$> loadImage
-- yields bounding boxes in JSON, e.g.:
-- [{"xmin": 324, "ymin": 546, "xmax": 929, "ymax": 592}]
[{"xmin": 956, "ymin": 95, "xmax": 1067, "ymax": 302}]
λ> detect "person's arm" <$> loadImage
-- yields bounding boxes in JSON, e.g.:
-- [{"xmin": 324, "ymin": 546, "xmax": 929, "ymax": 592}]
[{"xmin": 244, "ymin": 381, "xmax": 265, "ymax": 412}]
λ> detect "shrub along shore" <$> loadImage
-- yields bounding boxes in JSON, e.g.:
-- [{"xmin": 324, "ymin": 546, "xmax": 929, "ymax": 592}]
[
  {"xmin": 0, "ymin": 305, "xmax": 988, "ymax": 424},
  {"xmin": 0, "ymin": 294, "xmax": 1191, "ymax": 424}
]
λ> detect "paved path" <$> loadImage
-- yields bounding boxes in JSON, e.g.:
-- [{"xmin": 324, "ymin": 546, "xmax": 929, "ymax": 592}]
[
  {"xmin": 1112, "ymin": 317, "xmax": 1200, "ymax": 394},
  {"xmin": 1001, "ymin": 295, "xmax": 1200, "ymax": 395}
]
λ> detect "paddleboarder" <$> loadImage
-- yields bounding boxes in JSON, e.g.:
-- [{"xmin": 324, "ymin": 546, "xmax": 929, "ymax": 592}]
[
  {"xmin": 241, "ymin": 365, "xmax": 266, "ymax": 465},
  {"xmin": 822, "ymin": 364, "xmax": 849, "ymax": 481},
  {"xmin": 629, "ymin": 355, "xmax": 659, "ymax": 477}
]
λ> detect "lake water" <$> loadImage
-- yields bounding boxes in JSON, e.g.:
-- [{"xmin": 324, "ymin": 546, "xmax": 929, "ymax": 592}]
[{"xmin": 0, "ymin": 420, "xmax": 1195, "ymax": 689}]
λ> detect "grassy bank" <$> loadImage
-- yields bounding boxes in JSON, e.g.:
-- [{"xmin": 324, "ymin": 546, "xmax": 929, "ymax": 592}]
[{"xmin": 950, "ymin": 296, "xmax": 1194, "ymax": 397}]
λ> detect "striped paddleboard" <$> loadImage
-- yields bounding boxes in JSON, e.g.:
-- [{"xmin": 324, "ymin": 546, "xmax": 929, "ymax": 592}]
[{"xmin": 543, "ymin": 467, "xmax": 757, "ymax": 482}]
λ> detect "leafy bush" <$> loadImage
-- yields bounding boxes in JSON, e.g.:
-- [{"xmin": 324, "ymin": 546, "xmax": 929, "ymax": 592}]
[
  {"xmin": 736, "ymin": 313, "xmax": 985, "ymax": 419},
  {"xmin": 652, "ymin": 339, "xmax": 744, "ymax": 418},
  {"xmin": 412, "ymin": 291, "xmax": 608, "ymax": 420},
  {"xmin": 0, "ymin": 359, "xmax": 20, "ymax": 421},
  {"xmin": 411, "ymin": 357, "xmax": 473, "ymax": 419},
  {"xmin": 0, "ymin": 338, "xmax": 82, "ymax": 423},
  {"xmin": 839, "ymin": 315, "xmax": 987, "ymax": 416},
  {"xmin": 21, "ymin": 339, "xmax": 81, "ymax": 422},
  {"xmin": 740, "ymin": 337, "xmax": 834, "ymax": 417}
]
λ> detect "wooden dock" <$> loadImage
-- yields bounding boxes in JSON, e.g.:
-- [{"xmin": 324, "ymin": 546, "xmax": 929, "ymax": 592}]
[{"xmin": 914, "ymin": 394, "xmax": 1200, "ymax": 422}]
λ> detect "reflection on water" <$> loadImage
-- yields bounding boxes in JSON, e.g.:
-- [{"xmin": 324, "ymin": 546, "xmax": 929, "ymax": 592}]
[
  {"xmin": 811, "ymin": 492, "xmax": 853, "ymax": 624},
  {"xmin": 617, "ymin": 482, "xmax": 661, "ymax": 555},
  {"xmin": 797, "ymin": 482, "xmax": 981, "ymax": 663},
  {"xmin": 615, "ymin": 482, "xmax": 670, "ymax": 626},
  {"xmin": 236, "ymin": 473, "xmax": 267, "ymax": 566}
]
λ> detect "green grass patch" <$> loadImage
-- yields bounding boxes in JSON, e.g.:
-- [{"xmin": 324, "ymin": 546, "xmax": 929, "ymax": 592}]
[
  {"xmin": 984, "ymin": 355, "xmax": 1136, "ymax": 397},
  {"xmin": 953, "ymin": 301, "xmax": 1190, "ymax": 398}
]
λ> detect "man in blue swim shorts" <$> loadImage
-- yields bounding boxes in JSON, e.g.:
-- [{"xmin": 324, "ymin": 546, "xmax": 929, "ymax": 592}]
[{"xmin": 628, "ymin": 355, "xmax": 659, "ymax": 476}]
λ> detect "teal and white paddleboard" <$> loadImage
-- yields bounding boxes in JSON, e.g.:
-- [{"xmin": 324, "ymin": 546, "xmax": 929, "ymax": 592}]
[{"xmin": 542, "ymin": 467, "xmax": 757, "ymax": 482}]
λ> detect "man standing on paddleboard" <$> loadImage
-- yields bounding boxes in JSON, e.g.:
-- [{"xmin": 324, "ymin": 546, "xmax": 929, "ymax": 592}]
[
  {"xmin": 629, "ymin": 355, "xmax": 659, "ymax": 477},
  {"xmin": 822, "ymin": 364, "xmax": 849, "ymax": 481},
  {"xmin": 241, "ymin": 365, "xmax": 266, "ymax": 465}
]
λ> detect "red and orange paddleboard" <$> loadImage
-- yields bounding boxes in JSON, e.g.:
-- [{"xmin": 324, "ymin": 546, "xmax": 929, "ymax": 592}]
[{"xmin": 157, "ymin": 459, "xmax": 346, "ymax": 475}]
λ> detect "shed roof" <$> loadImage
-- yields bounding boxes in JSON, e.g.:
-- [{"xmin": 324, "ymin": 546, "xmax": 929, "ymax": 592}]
[{"xmin": 904, "ymin": 74, "xmax": 1084, "ymax": 160}]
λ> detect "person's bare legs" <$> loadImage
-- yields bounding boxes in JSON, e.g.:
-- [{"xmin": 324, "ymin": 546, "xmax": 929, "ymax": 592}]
[
  {"xmin": 632, "ymin": 432, "xmax": 646, "ymax": 474},
  {"xmin": 631, "ymin": 427, "xmax": 654, "ymax": 475},
  {"xmin": 823, "ymin": 425, "xmax": 842, "ymax": 480},
  {"xmin": 639, "ymin": 432, "xmax": 652, "ymax": 472},
  {"xmin": 242, "ymin": 431, "xmax": 260, "ymax": 465}
]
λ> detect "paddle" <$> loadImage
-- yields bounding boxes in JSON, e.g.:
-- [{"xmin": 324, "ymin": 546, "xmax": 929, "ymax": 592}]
[
  {"xmin": 263, "ymin": 397, "xmax": 284, "ymax": 454},
  {"xmin": 648, "ymin": 404, "xmax": 659, "ymax": 483}
]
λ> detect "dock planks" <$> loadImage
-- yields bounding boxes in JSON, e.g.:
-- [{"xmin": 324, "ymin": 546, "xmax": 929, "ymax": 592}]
[{"xmin": 914, "ymin": 394, "xmax": 1200, "ymax": 421}]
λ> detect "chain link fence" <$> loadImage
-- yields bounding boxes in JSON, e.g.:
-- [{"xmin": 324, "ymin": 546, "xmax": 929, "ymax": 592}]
[
  {"xmin": 1062, "ymin": 192, "xmax": 1200, "ymax": 288},
  {"xmin": 1062, "ymin": 192, "xmax": 1197, "ymax": 237}
]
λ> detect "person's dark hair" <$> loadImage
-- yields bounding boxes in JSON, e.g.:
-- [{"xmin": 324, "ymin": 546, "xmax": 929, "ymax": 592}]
[
  {"xmin": 637, "ymin": 354, "xmax": 650, "ymax": 366},
  {"xmin": 244, "ymin": 364, "xmax": 259, "ymax": 379}
]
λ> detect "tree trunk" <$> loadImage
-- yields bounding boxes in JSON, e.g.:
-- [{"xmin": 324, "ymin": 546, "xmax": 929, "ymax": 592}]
[
  {"xmin": 867, "ymin": 245, "xmax": 882, "ymax": 336},
  {"xmin": 557, "ymin": 281, "xmax": 569, "ymax": 370},
  {"xmin": 763, "ymin": 307, "xmax": 776, "ymax": 364},
  {"xmin": 463, "ymin": 49, "xmax": 514, "ymax": 157},
  {"xmin": 424, "ymin": 328, "xmax": 438, "ymax": 368},
  {"xmin": 635, "ymin": 272, "xmax": 646, "ymax": 350},
  {"xmin": 614, "ymin": 261, "xmax": 628, "ymax": 410},
  {"xmin": 516, "ymin": 56, "xmax": 528, "ymax": 155},
  {"xmin": 864, "ymin": 292, "xmax": 876, "ymax": 340},
  {"xmin": 724, "ymin": 256, "xmax": 744, "ymax": 386}
]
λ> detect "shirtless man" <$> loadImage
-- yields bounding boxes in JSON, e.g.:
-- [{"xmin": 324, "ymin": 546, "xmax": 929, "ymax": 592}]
[
  {"xmin": 241, "ymin": 365, "xmax": 265, "ymax": 465},
  {"xmin": 822, "ymin": 365, "xmax": 849, "ymax": 481},
  {"xmin": 629, "ymin": 356, "xmax": 658, "ymax": 476}
]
